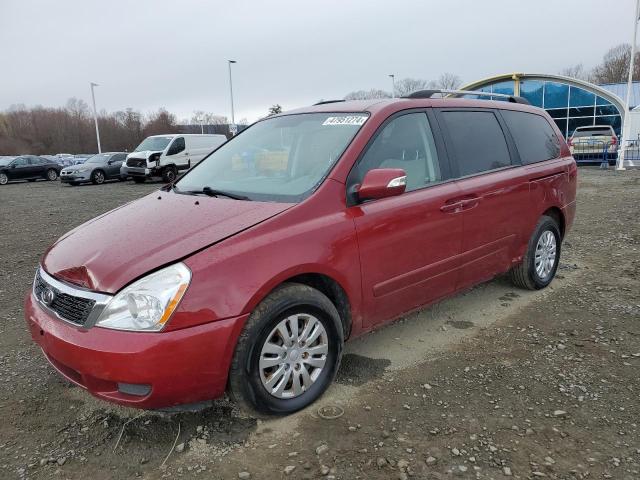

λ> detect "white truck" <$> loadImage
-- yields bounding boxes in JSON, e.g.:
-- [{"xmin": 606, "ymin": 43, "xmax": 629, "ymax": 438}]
[{"xmin": 121, "ymin": 134, "xmax": 227, "ymax": 183}]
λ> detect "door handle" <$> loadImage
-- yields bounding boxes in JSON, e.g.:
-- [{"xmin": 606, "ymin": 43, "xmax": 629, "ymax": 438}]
[
  {"xmin": 440, "ymin": 201, "xmax": 463, "ymax": 213},
  {"xmin": 459, "ymin": 197, "xmax": 480, "ymax": 209}
]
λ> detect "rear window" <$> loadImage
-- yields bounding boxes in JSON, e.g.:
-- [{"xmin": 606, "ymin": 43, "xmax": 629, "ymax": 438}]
[
  {"xmin": 501, "ymin": 110, "xmax": 561, "ymax": 164},
  {"xmin": 573, "ymin": 126, "xmax": 615, "ymax": 138},
  {"xmin": 440, "ymin": 110, "xmax": 512, "ymax": 176}
]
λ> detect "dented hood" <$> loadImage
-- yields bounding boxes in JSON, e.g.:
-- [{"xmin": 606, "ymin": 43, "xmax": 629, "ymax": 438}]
[{"xmin": 42, "ymin": 191, "xmax": 293, "ymax": 293}]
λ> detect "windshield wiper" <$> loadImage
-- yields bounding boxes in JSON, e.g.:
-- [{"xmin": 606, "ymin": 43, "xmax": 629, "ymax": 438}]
[
  {"xmin": 202, "ymin": 186, "xmax": 250, "ymax": 200},
  {"xmin": 172, "ymin": 184, "xmax": 249, "ymax": 200}
]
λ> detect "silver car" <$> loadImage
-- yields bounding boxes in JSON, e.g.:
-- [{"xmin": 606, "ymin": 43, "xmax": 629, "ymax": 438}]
[{"xmin": 60, "ymin": 152, "xmax": 128, "ymax": 185}]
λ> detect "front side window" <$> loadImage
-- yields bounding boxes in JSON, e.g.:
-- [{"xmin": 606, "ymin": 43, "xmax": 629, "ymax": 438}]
[
  {"xmin": 440, "ymin": 110, "xmax": 512, "ymax": 176},
  {"xmin": 176, "ymin": 113, "xmax": 368, "ymax": 202},
  {"xmin": 353, "ymin": 112, "xmax": 441, "ymax": 192},
  {"xmin": 501, "ymin": 110, "xmax": 560, "ymax": 164},
  {"xmin": 167, "ymin": 137, "xmax": 185, "ymax": 155},
  {"xmin": 13, "ymin": 157, "xmax": 28, "ymax": 167}
]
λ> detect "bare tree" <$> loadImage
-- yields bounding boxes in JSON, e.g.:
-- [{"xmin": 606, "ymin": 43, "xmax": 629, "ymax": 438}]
[
  {"xmin": 431, "ymin": 73, "xmax": 462, "ymax": 90},
  {"xmin": 559, "ymin": 64, "xmax": 593, "ymax": 82},
  {"xmin": 344, "ymin": 89, "xmax": 391, "ymax": 100},
  {"xmin": 268, "ymin": 104, "xmax": 283, "ymax": 116},
  {"xmin": 591, "ymin": 44, "xmax": 640, "ymax": 84},
  {"xmin": 393, "ymin": 78, "xmax": 430, "ymax": 97},
  {"xmin": 143, "ymin": 109, "xmax": 179, "ymax": 137}
]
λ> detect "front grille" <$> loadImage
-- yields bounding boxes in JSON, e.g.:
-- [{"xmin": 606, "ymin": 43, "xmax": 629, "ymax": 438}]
[
  {"xmin": 127, "ymin": 158, "xmax": 147, "ymax": 168},
  {"xmin": 34, "ymin": 272, "xmax": 96, "ymax": 326}
]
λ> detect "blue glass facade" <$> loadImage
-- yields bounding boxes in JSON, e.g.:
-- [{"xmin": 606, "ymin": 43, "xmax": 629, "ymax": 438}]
[{"xmin": 472, "ymin": 78, "xmax": 622, "ymax": 138}]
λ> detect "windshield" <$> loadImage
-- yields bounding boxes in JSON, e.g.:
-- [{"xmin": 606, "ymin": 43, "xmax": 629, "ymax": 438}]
[
  {"xmin": 85, "ymin": 153, "xmax": 112, "ymax": 164},
  {"xmin": 0, "ymin": 157, "xmax": 14, "ymax": 166},
  {"xmin": 134, "ymin": 136, "xmax": 173, "ymax": 152},
  {"xmin": 176, "ymin": 113, "xmax": 368, "ymax": 202}
]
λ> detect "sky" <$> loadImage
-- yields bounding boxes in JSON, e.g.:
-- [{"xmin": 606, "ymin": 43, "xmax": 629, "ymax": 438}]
[{"xmin": 0, "ymin": 0, "xmax": 636, "ymax": 123}]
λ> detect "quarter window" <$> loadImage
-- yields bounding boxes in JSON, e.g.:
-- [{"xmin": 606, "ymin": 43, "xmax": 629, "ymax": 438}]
[
  {"xmin": 355, "ymin": 113, "xmax": 442, "ymax": 192},
  {"xmin": 501, "ymin": 110, "xmax": 560, "ymax": 164},
  {"xmin": 440, "ymin": 111, "xmax": 511, "ymax": 176}
]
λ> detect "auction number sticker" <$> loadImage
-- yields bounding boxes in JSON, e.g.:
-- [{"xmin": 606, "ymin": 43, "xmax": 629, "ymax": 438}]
[{"xmin": 323, "ymin": 116, "xmax": 368, "ymax": 126}]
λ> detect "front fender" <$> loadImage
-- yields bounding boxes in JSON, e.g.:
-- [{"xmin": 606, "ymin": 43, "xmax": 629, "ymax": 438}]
[{"xmin": 169, "ymin": 181, "xmax": 363, "ymax": 333}]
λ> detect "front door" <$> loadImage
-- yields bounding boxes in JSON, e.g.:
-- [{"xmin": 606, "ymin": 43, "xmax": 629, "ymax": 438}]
[
  {"xmin": 107, "ymin": 154, "xmax": 126, "ymax": 178},
  {"xmin": 348, "ymin": 111, "xmax": 463, "ymax": 327},
  {"xmin": 166, "ymin": 137, "xmax": 189, "ymax": 168},
  {"xmin": 9, "ymin": 157, "xmax": 33, "ymax": 180}
]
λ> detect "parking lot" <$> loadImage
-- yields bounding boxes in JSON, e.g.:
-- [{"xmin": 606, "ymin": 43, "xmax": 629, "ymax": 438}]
[{"xmin": 1, "ymin": 169, "xmax": 639, "ymax": 479}]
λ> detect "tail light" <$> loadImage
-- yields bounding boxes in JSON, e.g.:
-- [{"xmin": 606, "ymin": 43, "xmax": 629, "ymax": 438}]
[{"xmin": 610, "ymin": 136, "xmax": 618, "ymax": 147}]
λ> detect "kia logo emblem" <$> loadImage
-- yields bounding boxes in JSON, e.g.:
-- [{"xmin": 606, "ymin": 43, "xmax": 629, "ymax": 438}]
[{"xmin": 41, "ymin": 288, "xmax": 56, "ymax": 306}]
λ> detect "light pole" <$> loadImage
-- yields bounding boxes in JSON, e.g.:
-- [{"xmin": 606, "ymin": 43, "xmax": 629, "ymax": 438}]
[
  {"xmin": 90, "ymin": 82, "xmax": 102, "ymax": 153},
  {"xmin": 228, "ymin": 60, "xmax": 237, "ymax": 133},
  {"xmin": 616, "ymin": 0, "xmax": 640, "ymax": 171},
  {"xmin": 389, "ymin": 74, "xmax": 395, "ymax": 98}
]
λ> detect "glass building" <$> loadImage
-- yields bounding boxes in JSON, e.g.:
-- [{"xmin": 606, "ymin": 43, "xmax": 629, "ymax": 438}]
[{"xmin": 460, "ymin": 74, "xmax": 626, "ymax": 139}]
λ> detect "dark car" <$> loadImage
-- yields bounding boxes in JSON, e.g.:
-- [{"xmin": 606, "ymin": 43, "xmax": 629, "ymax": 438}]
[
  {"xmin": 0, "ymin": 155, "xmax": 61, "ymax": 185},
  {"xmin": 60, "ymin": 152, "xmax": 128, "ymax": 185}
]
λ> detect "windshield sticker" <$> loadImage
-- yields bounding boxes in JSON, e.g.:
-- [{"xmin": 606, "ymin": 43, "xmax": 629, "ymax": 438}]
[{"xmin": 323, "ymin": 116, "xmax": 368, "ymax": 126}]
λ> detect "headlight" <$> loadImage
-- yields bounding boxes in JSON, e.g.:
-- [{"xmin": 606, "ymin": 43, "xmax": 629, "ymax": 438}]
[{"xmin": 95, "ymin": 263, "xmax": 191, "ymax": 332}]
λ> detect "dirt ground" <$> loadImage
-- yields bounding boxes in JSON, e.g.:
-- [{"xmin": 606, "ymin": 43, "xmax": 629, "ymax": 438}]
[{"xmin": 1, "ymin": 169, "xmax": 639, "ymax": 480}]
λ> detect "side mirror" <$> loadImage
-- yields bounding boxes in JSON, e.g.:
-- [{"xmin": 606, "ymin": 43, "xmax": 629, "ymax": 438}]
[
  {"xmin": 357, "ymin": 168, "xmax": 407, "ymax": 201},
  {"xmin": 107, "ymin": 160, "xmax": 113, "ymax": 165},
  {"xmin": 11, "ymin": 164, "xmax": 17, "ymax": 169}
]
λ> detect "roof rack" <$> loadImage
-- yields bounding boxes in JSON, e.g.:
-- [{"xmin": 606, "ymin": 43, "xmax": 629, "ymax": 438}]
[
  {"xmin": 404, "ymin": 89, "xmax": 531, "ymax": 105},
  {"xmin": 314, "ymin": 99, "xmax": 346, "ymax": 106}
]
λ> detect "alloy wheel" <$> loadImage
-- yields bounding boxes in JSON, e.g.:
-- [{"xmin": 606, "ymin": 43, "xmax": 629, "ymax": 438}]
[
  {"xmin": 94, "ymin": 171, "xmax": 104, "ymax": 184},
  {"xmin": 47, "ymin": 170, "xmax": 57, "ymax": 181},
  {"xmin": 0, "ymin": 173, "xmax": 7, "ymax": 185},
  {"xmin": 259, "ymin": 313, "xmax": 328, "ymax": 399},
  {"xmin": 534, "ymin": 230, "xmax": 557, "ymax": 280}
]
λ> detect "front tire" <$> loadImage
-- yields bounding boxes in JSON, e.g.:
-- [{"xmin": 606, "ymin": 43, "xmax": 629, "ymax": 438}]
[
  {"xmin": 91, "ymin": 170, "xmax": 105, "ymax": 185},
  {"xmin": 0, "ymin": 173, "xmax": 8, "ymax": 185},
  {"xmin": 162, "ymin": 166, "xmax": 177, "ymax": 183},
  {"xmin": 46, "ymin": 169, "xmax": 58, "ymax": 181},
  {"xmin": 228, "ymin": 283, "xmax": 344, "ymax": 416},
  {"xmin": 510, "ymin": 215, "xmax": 561, "ymax": 290}
]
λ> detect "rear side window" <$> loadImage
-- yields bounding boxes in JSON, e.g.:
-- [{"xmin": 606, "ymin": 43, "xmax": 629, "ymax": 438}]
[
  {"xmin": 501, "ymin": 110, "xmax": 560, "ymax": 164},
  {"xmin": 440, "ymin": 111, "xmax": 511, "ymax": 176}
]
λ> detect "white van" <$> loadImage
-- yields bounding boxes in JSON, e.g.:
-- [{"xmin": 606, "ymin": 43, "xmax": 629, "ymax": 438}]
[{"xmin": 121, "ymin": 134, "xmax": 227, "ymax": 183}]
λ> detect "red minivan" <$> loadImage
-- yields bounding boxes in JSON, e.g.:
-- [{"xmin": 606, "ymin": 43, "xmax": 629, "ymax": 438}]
[{"xmin": 25, "ymin": 94, "xmax": 577, "ymax": 414}]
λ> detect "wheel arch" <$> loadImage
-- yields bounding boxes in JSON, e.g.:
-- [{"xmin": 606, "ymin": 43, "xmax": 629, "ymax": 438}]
[
  {"xmin": 542, "ymin": 206, "xmax": 565, "ymax": 239},
  {"xmin": 246, "ymin": 269, "xmax": 353, "ymax": 340}
]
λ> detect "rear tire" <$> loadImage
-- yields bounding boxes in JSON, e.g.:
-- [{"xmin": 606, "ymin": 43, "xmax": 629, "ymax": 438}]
[
  {"xmin": 133, "ymin": 177, "xmax": 146, "ymax": 184},
  {"xmin": 228, "ymin": 283, "xmax": 344, "ymax": 416},
  {"xmin": 510, "ymin": 215, "xmax": 561, "ymax": 290}
]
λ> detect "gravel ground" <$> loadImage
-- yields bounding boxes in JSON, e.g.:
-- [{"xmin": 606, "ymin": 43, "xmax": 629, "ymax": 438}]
[{"xmin": 0, "ymin": 169, "xmax": 639, "ymax": 480}]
